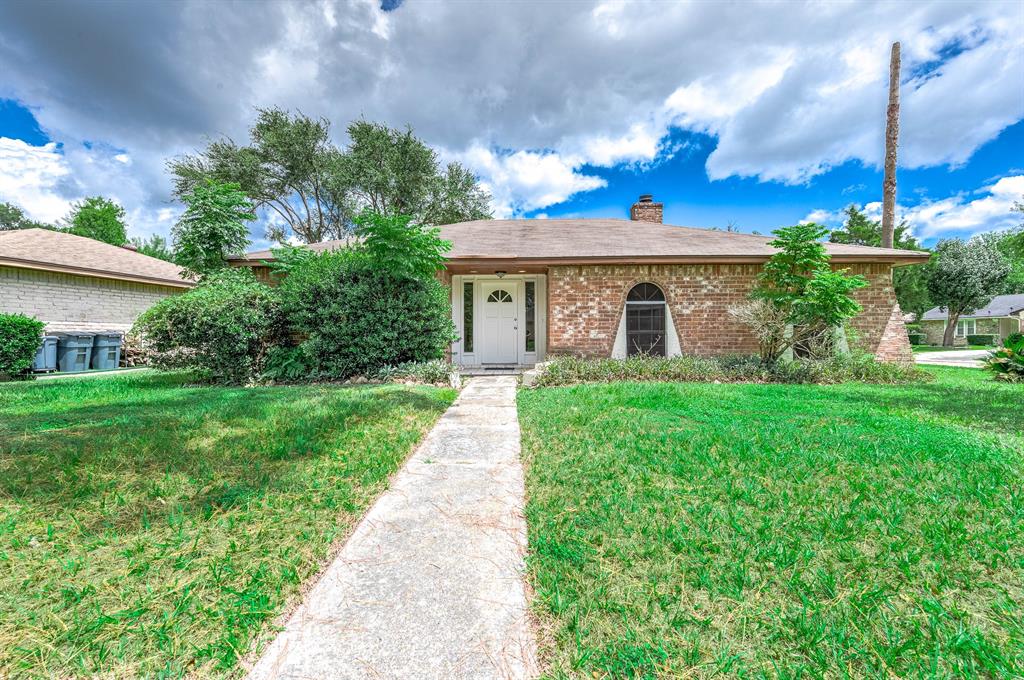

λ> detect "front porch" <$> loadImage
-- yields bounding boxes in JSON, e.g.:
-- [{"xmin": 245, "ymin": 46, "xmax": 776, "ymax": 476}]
[{"xmin": 450, "ymin": 273, "xmax": 547, "ymax": 369}]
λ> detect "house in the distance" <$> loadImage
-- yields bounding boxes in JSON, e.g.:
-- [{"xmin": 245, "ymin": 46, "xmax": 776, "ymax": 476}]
[
  {"xmin": 0, "ymin": 228, "xmax": 192, "ymax": 333},
  {"xmin": 918, "ymin": 294, "xmax": 1024, "ymax": 346},
  {"xmin": 233, "ymin": 195, "xmax": 929, "ymax": 366}
]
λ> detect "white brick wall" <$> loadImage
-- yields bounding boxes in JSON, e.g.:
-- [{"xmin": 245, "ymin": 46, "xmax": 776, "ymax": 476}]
[{"xmin": 0, "ymin": 266, "xmax": 182, "ymax": 333}]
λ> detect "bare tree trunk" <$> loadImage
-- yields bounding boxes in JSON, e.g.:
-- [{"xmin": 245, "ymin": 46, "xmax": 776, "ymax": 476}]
[
  {"xmin": 943, "ymin": 312, "xmax": 958, "ymax": 347},
  {"xmin": 881, "ymin": 41, "xmax": 901, "ymax": 249}
]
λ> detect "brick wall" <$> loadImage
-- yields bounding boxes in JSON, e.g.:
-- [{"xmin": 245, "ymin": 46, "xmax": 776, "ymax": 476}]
[
  {"xmin": 0, "ymin": 266, "xmax": 181, "ymax": 333},
  {"xmin": 546, "ymin": 262, "xmax": 912, "ymax": 362}
]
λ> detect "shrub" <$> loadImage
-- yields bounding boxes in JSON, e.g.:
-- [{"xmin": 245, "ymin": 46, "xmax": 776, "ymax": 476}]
[
  {"xmin": 532, "ymin": 353, "xmax": 928, "ymax": 388},
  {"xmin": 966, "ymin": 334, "xmax": 998, "ymax": 346},
  {"xmin": 133, "ymin": 270, "xmax": 284, "ymax": 383},
  {"xmin": 371, "ymin": 359, "xmax": 456, "ymax": 386},
  {"xmin": 0, "ymin": 313, "xmax": 44, "ymax": 380},
  {"xmin": 983, "ymin": 334, "xmax": 1024, "ymax": 383},
  {"xmin": 907, "ymin": 332, "xmax": 926, "ymax": 345},
  {"xmin": 279, "ymin": 252, "xmax": 456, "ymax": 378}
]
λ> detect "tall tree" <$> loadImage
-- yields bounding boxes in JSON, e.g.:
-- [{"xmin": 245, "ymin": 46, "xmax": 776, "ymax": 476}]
[
  {"xmin": 881, "ymin": 41, "xmax": 901, "ymax": 249},
  {"xmin": 130, "ymin": 234, "xmax": 175, "ymax": 262},
  {"xmin": 172, "ymin": 181, "xmax": 254, "ymax": 278},
  {"xmin": 0, "ymin": 202, "xmax": 50, "ymax": 231},
  {"xmin": 170, "ymin": 110, "xmax": 491, "ymax": 244},
  {"xmin": 171, "ymin": 108, "xmax": 344, "ymax": 244},
  {"xmin": 63, "ymin": 197, "xmax": 128, "ymax": 246},
  {"xmin": 830, "ymin": 204, "xmax": 931, "ymax": 319},
  {"xmin": 927, "ymin": 237, "xmax": 1009, "ymax": 347}
]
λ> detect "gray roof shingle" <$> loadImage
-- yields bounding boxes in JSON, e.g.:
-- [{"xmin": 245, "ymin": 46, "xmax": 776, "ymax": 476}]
[
  {"xmin": 235, "ymin": 219, "xmax": 928, "ymax": 265},
  {"xmin": 0, "ymin": 228, "xmax": 192, "ymax": 287},
  {"xmin": 921, "ymin": 294, "xmax": 1024, "ymax": 320}
]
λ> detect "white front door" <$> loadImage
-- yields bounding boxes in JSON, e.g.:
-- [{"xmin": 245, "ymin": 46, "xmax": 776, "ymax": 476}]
[{"xmin": 481, "ymin": 282, "xmax": 518, "ymax": 364}]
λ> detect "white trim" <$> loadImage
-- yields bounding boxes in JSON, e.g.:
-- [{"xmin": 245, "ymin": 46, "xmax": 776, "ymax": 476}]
[
  {"xmin": 611, "ymin": 287, "xmax": 681, "ymax": 358},
  {"xmin": 451, "ymin": 274, "xmax": 546, "ymax": 368}
]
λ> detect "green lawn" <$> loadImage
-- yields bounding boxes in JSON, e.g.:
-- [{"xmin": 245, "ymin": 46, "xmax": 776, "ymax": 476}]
[
  {"xmin": 519, "ymin": 367, "xmax": 1023, "ymax": 677},
  {"xmin": 0, "ymin": 372, "xmax": 455, "ymax": 678},
  {"xmin": 912, "ymin": 345, "xmax": 993, "ymax": 352}
]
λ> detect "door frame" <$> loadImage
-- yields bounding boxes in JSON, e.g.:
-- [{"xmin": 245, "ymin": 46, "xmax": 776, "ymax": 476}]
[
  {"xmin": 450, "ymin": 274, "xmax": 547, "ymax": 367},
  {"xmin": 479, "ymin": 281, "xmax": 519, "ymax": 364}
]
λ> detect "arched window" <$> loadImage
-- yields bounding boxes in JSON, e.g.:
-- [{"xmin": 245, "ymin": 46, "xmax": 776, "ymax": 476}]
[
  {"xmin": 487, "ymin": 289, "xmax": 513, "ymax": 303},
  {"xmin": 625, "ymin": 283, "xmax": 667, "ymax": 356}
]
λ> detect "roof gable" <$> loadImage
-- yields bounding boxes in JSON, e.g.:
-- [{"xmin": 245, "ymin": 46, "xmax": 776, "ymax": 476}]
[
  {"xmin": 0, "ymin": 228, "xmax": 192, "ymax": 287},
  {"xmin": 234, "ymin": 219, "xmax": 928, "ymax": 265}
]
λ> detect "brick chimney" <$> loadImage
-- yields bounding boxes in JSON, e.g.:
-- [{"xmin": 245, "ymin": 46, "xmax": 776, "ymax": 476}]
[{"xmin": 630, "ymin": 194, "xmax": 663, "ymax": 223}]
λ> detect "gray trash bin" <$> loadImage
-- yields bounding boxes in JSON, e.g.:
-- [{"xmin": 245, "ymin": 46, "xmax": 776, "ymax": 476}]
[
  {"xmin": 90, "ymin": 333, "xmax": 123, "ymax": 370},
  {"xmin": 32, "ymin": 336, "xmax": 59, "ymax": 372},
  {"xmin": 56, "ymin": 333, "xmax": 94, "ymax": 373}
]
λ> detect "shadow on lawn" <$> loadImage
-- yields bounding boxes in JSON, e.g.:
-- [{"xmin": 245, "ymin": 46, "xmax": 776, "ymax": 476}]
[
  {"xmin": 826, "ymin": 379, "xmax": 1023, "ymax": 437},
  {"xmin": 0, "ymin": 385, "xmax": 446, "ymax": 526}
]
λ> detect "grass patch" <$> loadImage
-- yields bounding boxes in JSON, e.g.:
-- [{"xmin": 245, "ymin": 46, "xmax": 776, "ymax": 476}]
[
  {"xmin": 0, "ymin": 371, "xmax": 455, "ymax": 677},
  {"xmin": 912, "ymin": 345, "xmax": 993, "ymax": 352},
  {"xmin": 519, "ymin": 367, "xmax": 1023, "ymax": 677}
]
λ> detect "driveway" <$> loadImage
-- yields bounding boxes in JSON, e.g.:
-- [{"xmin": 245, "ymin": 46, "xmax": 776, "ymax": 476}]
[{"xmin": 914, "ymin": 349, "xmax": 989, "ymax": 368}]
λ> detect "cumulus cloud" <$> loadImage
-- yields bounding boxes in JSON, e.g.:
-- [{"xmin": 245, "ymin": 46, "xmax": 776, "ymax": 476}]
[
  {"xmin": 0, "ymin": 138, "xmax": 72, "ymax": 222},
  {"xmin": 803, "ymin": 174, "xmax": 1024, "ymax": 239},
  {"xmin": 0, "ymin": 0, "xmax": 1020, "ymax": 234}
]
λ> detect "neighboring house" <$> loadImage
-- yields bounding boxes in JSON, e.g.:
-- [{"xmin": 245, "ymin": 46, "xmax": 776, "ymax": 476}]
[
  {"xmin": 918, "ymin": 294, "xmax": 1024, "ymax": 346},
  {"xmin": 0, "ymin": 228, "xmax": 192, "ymax": 333},
  {"xmin": 232, "ymin": 195, "xmax": 928, "ymax": 366}
]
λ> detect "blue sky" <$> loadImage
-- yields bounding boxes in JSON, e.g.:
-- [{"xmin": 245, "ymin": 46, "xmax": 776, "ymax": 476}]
[{"xmin": 1, "ymin": 1, "xmax": 1021, "ymax": 248}]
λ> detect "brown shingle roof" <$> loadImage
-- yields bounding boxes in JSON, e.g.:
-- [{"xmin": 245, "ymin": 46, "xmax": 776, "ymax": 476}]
[
  {"xmin": 235, "ymin": 219, "xmax": 929, "ymax": 265},
  {"xmin": 0, "ymin": 228, "xmax": 192, "ymax": 287}
]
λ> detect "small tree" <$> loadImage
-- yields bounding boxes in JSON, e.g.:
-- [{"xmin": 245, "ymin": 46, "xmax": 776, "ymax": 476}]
[
  {"xmin": 63, "ymin": 196, "xmax": 128, "ymax": 245},
  {"xmin": 172, "ymin": 181, "xmax": 254, "ymax": 278},
  {"xmin": 353, "ymin": 210, "xmax": 451, "ymax": 280},
  {"xmin": 0, "ymin": 202, "xmax": 49, "ymax": 231},
  {"xmin": 734, "ymin": 222, "xmax": 867, "ymax": 363},
  {"xmin": 130, "ymin": 234, "xmax": 175, "ymax": 262},
  {"xmin": 927, "ymin": 237, "xmax": 1011, "ymax": 346}
]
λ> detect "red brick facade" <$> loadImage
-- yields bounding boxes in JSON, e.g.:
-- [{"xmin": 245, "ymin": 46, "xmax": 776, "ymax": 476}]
[{"xmin": 545, "ymin": 262, "xmax": 912, "ymax": 362}]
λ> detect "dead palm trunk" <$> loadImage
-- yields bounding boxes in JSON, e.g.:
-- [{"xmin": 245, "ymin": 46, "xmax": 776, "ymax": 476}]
[{"xmin": 881, "ymin": 41, "xmax": 901, "ymax": 249}]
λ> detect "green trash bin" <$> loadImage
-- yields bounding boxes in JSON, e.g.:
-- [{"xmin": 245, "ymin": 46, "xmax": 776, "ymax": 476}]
[
  {"xmin": 56, "ymin": 333, "xmax": 94, "ymax": 373},
  {"xmin": 32, "ymin": 336, "xmax": 59, "ymax": 372},
  {"xmin": 90, "ymin": 333, "xmax": 123, "ymax": 370}
]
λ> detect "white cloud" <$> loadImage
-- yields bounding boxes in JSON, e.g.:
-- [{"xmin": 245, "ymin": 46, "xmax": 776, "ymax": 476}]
[
  {"xmin": 802, "ymin": 174, "xmax": 1024, "ymax": 239},
  {"xmin": 0, "ymin": 0, "xmax": 1020, "ymax": 232},
  {"xmin": 455, "ymin": 145, "xmax": 606, "ymax": 218},
  {"xmin": 0, "ymin": 138, "xmax": 72, "ymax": 222}
]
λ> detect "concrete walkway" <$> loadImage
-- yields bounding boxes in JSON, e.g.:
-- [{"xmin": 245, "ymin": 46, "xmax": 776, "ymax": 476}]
[
  {"xmin": 914, "ymin": 349, "xmax": 989, "ymax": 368},
  {"xmin": 248, "ymin": 376, "xmax": 537, "ymax": 680}
]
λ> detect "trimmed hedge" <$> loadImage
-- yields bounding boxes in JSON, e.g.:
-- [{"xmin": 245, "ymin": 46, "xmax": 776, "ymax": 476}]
[
  {"xmin": 0, "ymin": 313, "xmax": 44, "ymax": 380},
  {"xmin": 532, "ymin": 353, "xmax": 930, "ymax": 387},
  {"xmin": 278, "ymin": 252, "xmax": 456, "ymax": 379},
  {"xmin": 966, "ymin": 334, "xmax": 998, "ymax": 346},
  {"xmin": 133, "ymin": 270, "xmax": 284, "ymax": 384},
  {"xmin": 907, "ymin": 333, "xmax": 926, "ymax": 345}
]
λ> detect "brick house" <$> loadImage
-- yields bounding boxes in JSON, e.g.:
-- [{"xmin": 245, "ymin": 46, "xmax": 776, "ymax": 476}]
[
  {"xmin": 917, "ymin": 294, "xmax": 1024, "ymax": 346},
  {"xmin": 233, "ymin": 195, "xmax": 928, "ymax": 367},
  {"xmin": 0, "ymin": 228, "xmax": 192, "ymax": 333}
]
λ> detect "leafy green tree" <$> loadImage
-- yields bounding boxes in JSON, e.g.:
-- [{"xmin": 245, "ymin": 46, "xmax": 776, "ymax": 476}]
[
  {"xmin": 172, "ymin": 181, "xmax": 254, "ymax": 278},
  {"xmin": 0, "ymin": 202, "xmax": 49, "ymax": 231},
  {"xmin": 353, "ymin": 210, "xmax": 451, "ymax": 280},
  {"xmin": 62, "ymin": 197, "xmax": 128, "ymax": 245},
  {"xmin": 748, "ymin": 222, "xmax": 867, "ymax": 362},
  {"xmin": 170, "ymin": 109, "xmax": 491, "ymax": 244},
  {"xmin": 927, "ymin": 237, "xmax": 1010, "ymax": 347},
  {"xmin": 830, "ymin": 204, "xmax": 932, "ymax": 319},
  {"xmin": 129, "ymin": 234, "xmax": 175, "ymax": 262},
  {"xmin": 339, "ymin": 121, "xmax": 491, "ymax": 226}
]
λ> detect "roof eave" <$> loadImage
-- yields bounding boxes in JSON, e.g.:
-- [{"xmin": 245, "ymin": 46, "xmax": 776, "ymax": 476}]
[{"xmin": 0, "ymin": 257, "xmax": 194, "ymax": 288}]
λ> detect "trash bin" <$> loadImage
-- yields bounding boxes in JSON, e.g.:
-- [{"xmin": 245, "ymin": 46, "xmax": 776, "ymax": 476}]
[
  {"xmin": 90, "ymin": 333, "xmax": 123, "ymax": 370},
  {"xmin": 56, "ymin": 333, "xmax": 94, "ymax": 373},
  {"xmin": 32, "ymin": 335, "xmax": 59, "ymax": 372}
]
